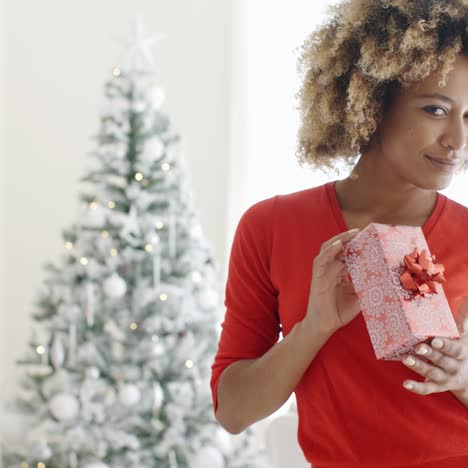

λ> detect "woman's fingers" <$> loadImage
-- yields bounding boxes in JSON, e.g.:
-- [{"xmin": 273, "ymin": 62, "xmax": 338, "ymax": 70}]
[{"xmin": 319, "ymin": 228, "xmax": 361, "ymax": 254}]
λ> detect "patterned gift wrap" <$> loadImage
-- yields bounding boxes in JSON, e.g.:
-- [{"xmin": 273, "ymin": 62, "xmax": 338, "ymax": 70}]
[{"xmin": 344, "ymin": 223, "xmax": 460, "ymax": 361}]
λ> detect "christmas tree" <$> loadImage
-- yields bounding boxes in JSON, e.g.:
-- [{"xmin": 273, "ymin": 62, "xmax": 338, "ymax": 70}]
[{"xmin": 2, "ymin": 19, "xmax": 269, "ymax": 468}]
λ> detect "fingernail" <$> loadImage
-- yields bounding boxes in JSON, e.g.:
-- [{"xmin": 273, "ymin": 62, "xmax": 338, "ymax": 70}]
[
  {"xmin": 432, "ymin": 338, "xmax": 443, "ymax": 349},
  {"xmin": 348, "ymin": 228, "xmax": 360, "ymax": 233},
  {"xmin": 404, "ymin": 357, "xmax": 415, "ymax": 366},
  {"xmin": 404, "ymin": 382, "xmax": 414, "ymax": 390},
  {"xmin": 416, "ymin": 346, "xmax": 428, "ymax": 355},
  {"xmin": 332, "ymin": 239, "xmax": 342, "ymax": 247}
]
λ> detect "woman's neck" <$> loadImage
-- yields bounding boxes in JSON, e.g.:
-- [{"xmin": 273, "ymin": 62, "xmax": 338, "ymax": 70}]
[{"xmin": 335, "ymin": 153, "xmax": 438, "ymax": 222}]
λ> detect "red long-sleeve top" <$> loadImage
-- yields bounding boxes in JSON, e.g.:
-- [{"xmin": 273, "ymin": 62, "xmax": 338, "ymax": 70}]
[{"xmin": 211, "ymin": 180, "xmax": 468, "ymax": 468}]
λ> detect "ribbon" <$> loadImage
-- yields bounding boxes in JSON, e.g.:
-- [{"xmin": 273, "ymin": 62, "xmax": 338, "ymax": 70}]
[{"xmin": 400, "ymin": 247, "xmax": 446, "ymax": 298}]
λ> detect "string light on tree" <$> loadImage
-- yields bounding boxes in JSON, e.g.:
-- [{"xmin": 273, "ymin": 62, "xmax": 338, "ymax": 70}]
[
  {"xmin": 130, "ymin": 322, "xmax": 138, "ymax": 331},
  {"xmin": 80, "ymin": 257, "xmax": 88, "ymax": 266},
  {"xmin": 101, "ymin": 230, "xmax": 109, "ymax": 238},
  {"xmin": 36, "ymin": 344, "xmax": 48, "ymax": 366},
  {"xmin": 107, "ymin": 201, "xmax": 115, "ymax": 209},
  {"xmin": 65, "ymin": 241, "xmax": 73, "ymax": 250},
  {"xmin": 85, "ymin": 199, "xmax": 107, "ymax": 228},
  {"xmin": 112, "ymin": 67, "xmax": 121, "ymax": 77}
]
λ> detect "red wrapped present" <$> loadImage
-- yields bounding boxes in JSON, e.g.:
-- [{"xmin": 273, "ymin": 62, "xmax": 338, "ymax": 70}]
[{"xmin": 344, "ymin": 223, "xmax": 460, "ymax": 361}]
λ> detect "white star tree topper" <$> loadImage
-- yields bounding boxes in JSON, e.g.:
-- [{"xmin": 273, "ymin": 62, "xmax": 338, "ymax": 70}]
[{"xmin": 117, "ymin": 16, "xmax": 166, "ymax": 72}]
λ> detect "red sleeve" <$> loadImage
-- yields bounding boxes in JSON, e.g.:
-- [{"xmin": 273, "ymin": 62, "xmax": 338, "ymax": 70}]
[{"xmin": 210, "ymin": 196, "xmax": 281, "ymax": 414}]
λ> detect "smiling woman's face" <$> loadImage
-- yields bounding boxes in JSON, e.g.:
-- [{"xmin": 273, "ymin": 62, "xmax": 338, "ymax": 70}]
[{"xmin": 375, "ymin": 55, "xmax": 468, "ymax": 191}]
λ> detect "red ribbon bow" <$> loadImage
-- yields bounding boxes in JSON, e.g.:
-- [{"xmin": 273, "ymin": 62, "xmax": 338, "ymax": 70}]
[{"xmin": 400, "ymin": 247, "xmax": 446, "ymax": 298}]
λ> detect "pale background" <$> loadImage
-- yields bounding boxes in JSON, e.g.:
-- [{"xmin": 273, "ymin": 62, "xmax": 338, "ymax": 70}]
[
  {"xmin": 0, "ymin": 0, "xmax": 339, "ymax": 405},
  {"xmin": 1, "ymin": 1, "xmax": 467, "ymax": 465}
]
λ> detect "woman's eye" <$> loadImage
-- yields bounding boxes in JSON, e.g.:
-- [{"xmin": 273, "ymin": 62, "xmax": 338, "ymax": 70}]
[{"xmin": 424, "ymin": 106, "xmax": 447, "ymax": 116}]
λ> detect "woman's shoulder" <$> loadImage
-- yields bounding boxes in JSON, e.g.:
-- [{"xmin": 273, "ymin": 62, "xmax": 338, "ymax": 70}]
[
  {"xmin": 276, "ymin": 183, "xmax": 326, "ymax": 203},
  {"xmin": 239, "ymin": 182, "xmax": 332, "ymax": 230},
  {"xmin": 243, "ymin": 183, "xmax": 324, "ymax": 212},
  {"xmin": 444, "ymin": 194, "xmax": 468, "ymax": 221}
]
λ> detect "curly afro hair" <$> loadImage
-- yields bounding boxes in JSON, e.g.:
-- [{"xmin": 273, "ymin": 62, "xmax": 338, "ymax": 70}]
[{"xmin": 296, "ymin": 0, "xmax": 468, "ymax": 176}]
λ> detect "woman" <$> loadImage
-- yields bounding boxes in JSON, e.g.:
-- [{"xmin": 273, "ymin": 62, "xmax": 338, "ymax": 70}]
[{"xmin": 211, "ymin": 1, "xmax": 468, "ymax": 466}]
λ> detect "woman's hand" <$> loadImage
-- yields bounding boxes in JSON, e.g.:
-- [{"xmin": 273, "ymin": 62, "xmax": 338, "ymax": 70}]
[
  {"xmin": 402, "ymin": 298, "xmax": 468, "ymax": 406},
  {"xmin": 303, "ymin": 228, "xmax": 362, "ymax": 338}
]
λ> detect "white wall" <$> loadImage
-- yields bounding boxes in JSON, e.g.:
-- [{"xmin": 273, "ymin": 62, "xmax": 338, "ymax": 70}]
[
  {"xmin": 2, "ymin": 0, "xmax": 232, "ymax": 400},
  {"xmin": 0, "ymin": 0, "xmax": 6, "ymax": 400},
  {"xmin": 241, "ymin": 0, "xmax": 468, "ymax": 208}
]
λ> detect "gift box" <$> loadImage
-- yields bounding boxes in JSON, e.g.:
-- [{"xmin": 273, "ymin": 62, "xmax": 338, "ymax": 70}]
[{"xmin": 344, "ymin": 223, "xmax": 460, "ymax": 361}]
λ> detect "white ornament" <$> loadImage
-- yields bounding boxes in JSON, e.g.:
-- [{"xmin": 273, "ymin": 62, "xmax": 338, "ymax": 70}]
[
  {"xmin": 142, "ymin": 137, "xmax": 164, "ymax": 164},
  {"xmin": 50, "ymin": 334, "xmax": 65, "ymax": 369},
  {"xmin": 191, "ymin": 271, "xmax": 202, "ymax": 284},
  {"xmin": 103, "ymin": 273, "xmax": 127, "ymax": 299},
  {"xmin": 153, "ymin": 383, "xmax": 164, "ymax": 412},
  {"xmin": 119, "ymin": 383, "xmax": 141, "ymax": 406},
  {"xmin": 86, "ymin": 367, "xmax": 100, "ymax": 379},
  {"xmin": 49, "ymin": 393, "xmax": 79, "ymax": 421},
  {"xmin": 198, "ymin": 288, "xmax": 219, "ymax": 308},
  {"xmin": 147, "ymin": 232, "xmax": 161, "ymax": 247},
  {"xmin": 83, "ymin": 463, "xmax": 109, "ymax": 468},
  {"xmin": 190, "ymin": 446, "xmax": 224, "ymax": 468}
]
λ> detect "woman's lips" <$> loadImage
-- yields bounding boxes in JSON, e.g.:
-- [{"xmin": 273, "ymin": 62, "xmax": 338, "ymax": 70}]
[{"xmin": 425, "ymin": 154, "xmax": 457, "ymax": 173}]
